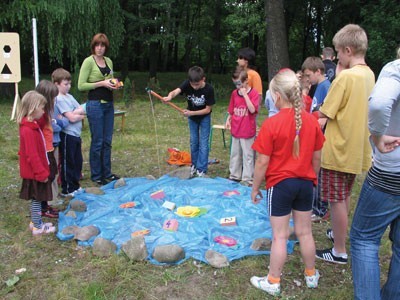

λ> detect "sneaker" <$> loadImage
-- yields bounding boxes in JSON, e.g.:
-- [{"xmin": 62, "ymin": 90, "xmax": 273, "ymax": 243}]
[
  {"xmin": 60, "ymin": 187, "xmax": 82, "ymax": 198},
  {"xmin": 190, "ymin": 165, "xmax": 197, "ymax": 177},
  {"xmin": 196, "ymin": 170, "xmax": 207, "ymax": 178},
  {"xmin": 311, "ymin": 213, "xmax": 322, "ymax": 222},
  {"xmin": 32, "ymin": 224, "xmax": 56, "ymax": 236},
  {"xmin": 305, "ymin": 270, "xmax": 320, "ymax": 288},
  {"xmin": 41, "ymin": 208, "xmax": 59, "ymax": 218},
  {"xmin": 321, "ymin": 211, "xmax": 330, "ymax": 221},
  {"xmin": 106, "ymin": 174, "xmax": 120, "ymax": 182},
  {"xmin": 92, "ymin": 179, "xmax": 108, "ymax": 186},
  {"xmin": 316, "ymin": 248, "xmax": 347, "ymax": 264},
  {"xmin": 326, "ymin": 228, "xmax": 334, "ymax": 243},
  {"xmin": 29, "ymin": 222, "xmax": 53, "ymax": 231},
  {"xmin": 250, "ymin": 276, "xmax": 280, "ymax": 296}
]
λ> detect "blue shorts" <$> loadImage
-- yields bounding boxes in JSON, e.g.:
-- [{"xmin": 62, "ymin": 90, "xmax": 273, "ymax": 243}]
[{"xmin": 266, "ymin": 178, "xmax": 314, "ymax": 217}]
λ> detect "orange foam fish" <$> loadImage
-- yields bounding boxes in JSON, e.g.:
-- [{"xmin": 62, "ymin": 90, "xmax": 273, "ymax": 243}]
[
  {"xmin": 119, "ymin": 201, "xmax": 136, "ymax": 208},
  {"xmin": 131, "ymin": 229, "xmax": 150, "ymax": 237}
]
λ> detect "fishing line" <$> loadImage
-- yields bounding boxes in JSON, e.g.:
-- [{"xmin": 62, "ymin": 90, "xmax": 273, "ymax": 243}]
[{"xmin": 147, "ymin": 91, "xmax": 162, "ymax": 177}]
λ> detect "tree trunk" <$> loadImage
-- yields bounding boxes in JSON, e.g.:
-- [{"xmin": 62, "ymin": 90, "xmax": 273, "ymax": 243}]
[{"xmin": 265, "ymin": 0, "xmax": 290, "ymax": 82}]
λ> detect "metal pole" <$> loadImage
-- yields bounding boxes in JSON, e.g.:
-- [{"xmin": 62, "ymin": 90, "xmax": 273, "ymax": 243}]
[{"xmin": 32, "ymin": 18, "xmax": 39, "ymax": 86}]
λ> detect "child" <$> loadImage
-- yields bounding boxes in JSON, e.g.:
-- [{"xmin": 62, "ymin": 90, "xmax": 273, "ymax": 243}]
[
  {"xmin": 301, "ymin": 57, "xmax": 331, "ymax": 221},
  {"xmin": 35, "ymin": 80, "xmax": 63, "ymax": 217},
  {"xmin": 17, "ymin": 91, "xmax": 56, "ymax": 235},
  {"xmin": 163, "ymin": 66, "xmax": 215, "ymax": 177},
  {"xmin": 315, "ymin": 24, "xmax": 375, "ymax": 264},
  {"xmin": 36, "ymin": 80, "xmax": 69, "ymax": 207},
  {"xmin": 237, "ymin": 47, "xmax": 263, "ymax": 103},
  {"xmin": 321, "ymin": 47, "xmax": 336, "ymax": 82},
  {"xmin": 301, "ymin": 57, "xmax": 331, "ymax": 113},
  {"xmin": 250, "ymin": 69, "xmax": 325, "ymax": 296},
  {"xmin": 225, "ymin": 68, "xmax": 259, "ymax": 186},
  {"xmin": 52, "ymin": 68, "xmax": 85, "ymax": 197}
]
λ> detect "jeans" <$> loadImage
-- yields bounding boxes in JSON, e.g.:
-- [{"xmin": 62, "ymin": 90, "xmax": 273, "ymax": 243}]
[
  {"xmin": 86, "ymin": 100, "xmax": 114, "ymax": 181},
  {"xmin": 350, "ymin": 180, "xmax": 400, "ymax": 300},
  {"xmin": 188, "ymin": 114, "xmax": 211, "ymax": 173}
]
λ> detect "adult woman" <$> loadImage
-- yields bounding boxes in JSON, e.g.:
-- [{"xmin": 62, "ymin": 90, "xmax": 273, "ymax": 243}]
[{"xmin": 78, "ymin": 33, "xmax": 119, "ymax": 185}]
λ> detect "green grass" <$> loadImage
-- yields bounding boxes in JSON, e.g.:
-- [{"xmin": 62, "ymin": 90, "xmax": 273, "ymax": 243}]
[{"xmin": 0, "ymin": 73, "xmax": 392, "ymax": 299}]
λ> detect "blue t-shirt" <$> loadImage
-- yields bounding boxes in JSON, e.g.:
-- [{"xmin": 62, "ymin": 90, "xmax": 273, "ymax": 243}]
[
  {"xmin": 311, "ymin": 79, "xmax": 331, "ymax": 112},
  {"xmin": 56, "ymin": 93, "xmax": 82, "ymax": 138}
]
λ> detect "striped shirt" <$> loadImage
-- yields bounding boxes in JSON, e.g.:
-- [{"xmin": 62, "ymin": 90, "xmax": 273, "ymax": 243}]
[{"xmin": 366, "ymin": 165, "xmax": 400, "ymax": 195}]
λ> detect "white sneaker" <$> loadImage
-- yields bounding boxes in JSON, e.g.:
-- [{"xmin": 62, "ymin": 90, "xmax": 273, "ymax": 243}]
[
  {"xmin": 190, "ymin": 165, "xmax": 197, "ymax": 177},
  {"xmin": 250, "ymin": 276, "xmax": 280, "ymax": 296},
  {"xmin": 196, "ymin": 170, "xmax": 205, "ymax": 177},
  {"xmin": 305, "ymin": 270, "xmax": 320, "ymax": 288}
]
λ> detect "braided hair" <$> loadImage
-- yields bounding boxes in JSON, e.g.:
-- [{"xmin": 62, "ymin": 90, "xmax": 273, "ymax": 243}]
[{"xmin": 269, "ymin": 69, "xmax": 303, "ymax": 158}]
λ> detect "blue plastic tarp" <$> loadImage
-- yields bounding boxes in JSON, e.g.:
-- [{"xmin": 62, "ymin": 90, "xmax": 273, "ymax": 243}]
[{"xmin": 57, "ymin": 175, "xmax": 295, "ymax": 265}]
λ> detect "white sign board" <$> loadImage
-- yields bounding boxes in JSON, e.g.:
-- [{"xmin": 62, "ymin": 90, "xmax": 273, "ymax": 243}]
[{"xmin": 0, "ymin": 32, "xmax": 21, "ymax": 83}]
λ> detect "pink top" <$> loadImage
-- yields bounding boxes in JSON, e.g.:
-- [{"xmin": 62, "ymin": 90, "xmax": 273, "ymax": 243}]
[{"xmin": 228, "ymin": 88, "xmax": 259, "ymax": 138}]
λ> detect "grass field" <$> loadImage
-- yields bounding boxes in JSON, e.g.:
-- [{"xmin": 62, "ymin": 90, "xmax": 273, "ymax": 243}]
[{"xmin": 0, "ymin": 73, "xmax": 391, "ymax": 299}]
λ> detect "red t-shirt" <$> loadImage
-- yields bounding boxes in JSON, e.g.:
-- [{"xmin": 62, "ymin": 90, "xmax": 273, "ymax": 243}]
[
  {"xmin": 228, "ymin": 88, "xmax": 259, "ymax": 138},
  {"xmin": 252, "ymin": 108, "xmax": 325, "ymax": 189}
]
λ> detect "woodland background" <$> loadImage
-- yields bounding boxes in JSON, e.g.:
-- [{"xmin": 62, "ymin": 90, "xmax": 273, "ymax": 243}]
[{"xmin": 1, "ymin": 0, "xmax": 400, "ymax": 89}]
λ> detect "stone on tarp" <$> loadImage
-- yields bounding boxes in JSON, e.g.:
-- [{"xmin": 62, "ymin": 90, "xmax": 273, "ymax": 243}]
[
  {"xmin": 62, "ymin": 225, "xmax": 79, "ymax": 235},
  {"xmin": 65, "ymin": 210, "xmax": 77, "ymax": 218},
  {"xmin": 74, "ymin": 225, "xmax": 99, "ymax": 241},
  {"xmin": 70, "ymin": 200, "xmax": 87, "ymax": 212},
  {"xmin": 114, "ymin": 178, "xmax": 126, "ymax": 188},
  {"xmin": 251, "ymin": 238, "xmax": 272, "ymax": 251},
  {"xmin": 92, "ymin": 237, "xmax": 117, "ymax": 257},
  {"xmin": 121, "ymin": 236, "xmax": 148, "ymax": 261},
  {"xmin": 288, "ymin": 226, "xmax": 297, "ymax": 241},
  {"xmin": 152, "ymin": 244, "xmax": 185, "ymax": 263},
  {"xmin": 205, "ymin": 250, "xmax": 229, "ymax": 268},
  {"xmin": 166, "ymin": 166, "xmax": 191, "ymax": 179},
  {"xmin": 85, "ymin": 187, "xmax": 105, "ymax": 195}
]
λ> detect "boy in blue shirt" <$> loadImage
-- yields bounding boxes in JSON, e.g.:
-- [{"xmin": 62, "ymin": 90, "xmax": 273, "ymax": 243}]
[{"xmin": 52, "ymin": 68, "xmax": 85, "ymax": 196}]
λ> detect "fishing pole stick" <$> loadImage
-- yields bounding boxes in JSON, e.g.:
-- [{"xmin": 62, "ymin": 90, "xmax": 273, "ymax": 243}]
[{"xmin": 145, "ymin": 88, "xmax": 184, "ymax": 114}]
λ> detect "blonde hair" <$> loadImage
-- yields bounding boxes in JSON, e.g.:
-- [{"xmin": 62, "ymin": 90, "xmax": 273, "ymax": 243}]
[
  {"xmin": 269, "ymin": 69, "xmax": 303, "ymax": 158},
  {"xmin": 333, "ymin": 24, "xmax": 368, "ymax": 56},
  {"xmin": 16, "ymin": 91, "xmax": 47, "ymax": 124}
]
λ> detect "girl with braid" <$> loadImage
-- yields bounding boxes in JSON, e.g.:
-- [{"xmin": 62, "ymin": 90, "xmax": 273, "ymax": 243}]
[{"xmin": 250, "ymin": 69, "xmax": 325, "ymax": 296}]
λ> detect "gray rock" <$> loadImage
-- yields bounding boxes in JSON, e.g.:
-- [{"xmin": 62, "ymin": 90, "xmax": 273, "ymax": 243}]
[
  {"xmin": 145, "ymin": 175, "xmax": 156, "ymax": 180},
  {"xmin": 152, "ymin": 244, "xmax": 185, "ymax": 263},
  {"xmin": 288, "ymin": 226, "xmax": 297, "ymax": 241},
  {"xmin": 70, "ymin": 200, "xmax": 87, "ymax": 212},
  {"xmin": 92, "ymin": 237, "xmax": 117, "ymax": 257},
  {"xmin": 74, "ymin": 225, "xmax": 100, "ymax": 241},
  {"xmin": 205, "ymin": 250, "xmax": 229, "ymax": 268},
  {"xmin": 166, "ymin": 166, "xmax": 191, "ymax": 179},
  {"xmin": 62, "ymin": 225, "xmax": 79, "ymax": 235},
  {"xmin": 114, "ymin": 178, "xmax": 126, "ymax": 188},
  {"xmin": 121, "ymin": 236, "xmax": 148, "ymax": 261},
  {"xmin": 65, "ymin": 210, "xmax": 77, "ymax": 218},
  {"xmin": 251, "ymin": 238, "xmax": 272, "ymax": 251},
  {"xmin": 85, "ymin": 187, "xmax": 105, "ymax": 195}
]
